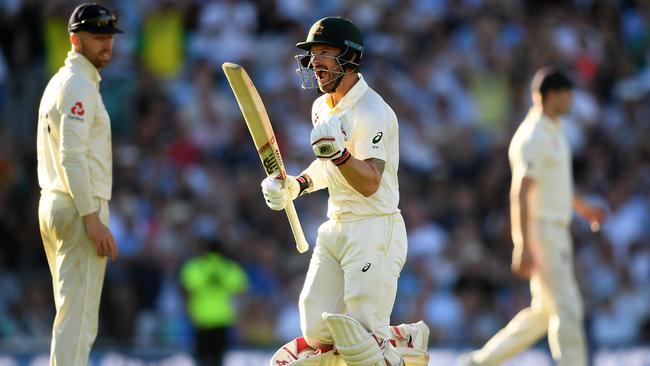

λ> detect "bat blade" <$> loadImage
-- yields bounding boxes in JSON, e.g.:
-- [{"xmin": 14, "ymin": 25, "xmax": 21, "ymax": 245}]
[{"xmin": 222, "ymin": 62, "xmax": 309, "ymax": 254}]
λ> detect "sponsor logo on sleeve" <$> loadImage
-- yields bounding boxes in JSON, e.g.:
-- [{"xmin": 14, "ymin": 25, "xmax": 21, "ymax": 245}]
[
  {"xmin": 71, "ymin": 101, "xmax": 85, "ymax": 116},
  {"xmin": 69, "ymin": 101, "xmax": 85, "ymax": 121},
  {"xmin": 372, "ymin": 132, "xmax": 383, "ymax": 144}
]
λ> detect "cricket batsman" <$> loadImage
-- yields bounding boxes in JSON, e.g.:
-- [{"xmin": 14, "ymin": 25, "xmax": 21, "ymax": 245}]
[{"xmin": 261, "ymin": 16, "xmax": 429, "ymax": 366}]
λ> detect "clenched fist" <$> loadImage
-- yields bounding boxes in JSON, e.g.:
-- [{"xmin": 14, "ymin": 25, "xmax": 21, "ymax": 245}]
[{"xmin": 310, "ymin": 115, "xmax": 350, "ymax": 165}]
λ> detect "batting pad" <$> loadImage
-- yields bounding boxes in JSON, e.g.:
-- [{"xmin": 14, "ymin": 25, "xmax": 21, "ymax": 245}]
[{"xmin": 322, "ymin": 312, "xmax": 386, "ymax": 366}]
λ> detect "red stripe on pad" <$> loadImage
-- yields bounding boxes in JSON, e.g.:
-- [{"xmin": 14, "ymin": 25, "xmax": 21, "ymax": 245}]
[
  {"xmin": 282, "ymin": 346, "xmax": 299, "ymax": 360},
  {"xmin": 311, "ymin": 137, "xmax": 335, "ymax": 145}
]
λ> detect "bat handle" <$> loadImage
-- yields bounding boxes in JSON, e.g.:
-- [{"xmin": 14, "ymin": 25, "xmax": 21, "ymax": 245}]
[{"xmin": 284, "ymin": 201, "xmax": 309, "ymax": 253}]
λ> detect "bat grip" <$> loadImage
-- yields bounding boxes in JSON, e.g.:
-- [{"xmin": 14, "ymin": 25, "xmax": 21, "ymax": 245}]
[{"xmin": 284, "ymin": 201, "xmax": 309, "ymax": 253}]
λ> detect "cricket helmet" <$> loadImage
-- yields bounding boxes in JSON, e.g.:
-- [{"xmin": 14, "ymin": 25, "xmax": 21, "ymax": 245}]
[
  {"xmin": 294, "ymin": 16, "xmax": 364, "ymax": 91},
  {"xmin": 297, "ymin": 16, "xmax": 364, "ymax": 53},
  {"xmin": 296, "ymin": 16, "xmax": 364, "ymax": 70}
]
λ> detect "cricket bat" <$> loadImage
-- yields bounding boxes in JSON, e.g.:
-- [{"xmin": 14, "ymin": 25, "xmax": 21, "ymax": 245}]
[{"xmin": 222, "ymin": 62, "xmax": 309, "ymax": 254}]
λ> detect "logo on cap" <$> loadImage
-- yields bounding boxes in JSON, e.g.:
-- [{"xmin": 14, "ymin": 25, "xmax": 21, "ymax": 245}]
[{"xmin": 314, "ymin": 23, "xmax": 325, "ymax": 36}]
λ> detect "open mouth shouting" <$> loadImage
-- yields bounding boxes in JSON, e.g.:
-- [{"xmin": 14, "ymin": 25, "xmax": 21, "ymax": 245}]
[{"xmin": 315, "ymin": 68, "xmax": 330, "ymax": 83}]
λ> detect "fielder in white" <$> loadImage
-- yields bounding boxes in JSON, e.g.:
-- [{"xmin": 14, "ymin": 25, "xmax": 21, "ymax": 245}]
[
  {"xmin": 37, "ymin": 4, "xmax": 121, "ymax": 365},
  {"xmin": 262, "ymin": 17, "xmax": 428, "ymax": 366},
  {"xmin": 462, "ymin": 68, "xmax": 606, "ymax": 366}
]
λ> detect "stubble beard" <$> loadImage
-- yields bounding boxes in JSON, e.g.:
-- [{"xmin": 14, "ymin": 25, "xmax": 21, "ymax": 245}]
[
  {"xmin": 318, "ymin": 79, "xmax": 336, "ymax": 94},
  {"xmin": 78, "ymin": 42, "xmax": 110, "ymax": 69},
  {"xmin": 317, "ymin": 67, "xmax": 344, "ymax": 94},
  {"xmin": 90, "ymin": 52, "xmax": 111, "ymax": 69}
]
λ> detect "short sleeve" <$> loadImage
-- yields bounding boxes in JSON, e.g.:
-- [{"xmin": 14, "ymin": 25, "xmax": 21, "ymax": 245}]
[{"xmin": 352, "ymin": 108, "xmax": 391, "ymax": 161}]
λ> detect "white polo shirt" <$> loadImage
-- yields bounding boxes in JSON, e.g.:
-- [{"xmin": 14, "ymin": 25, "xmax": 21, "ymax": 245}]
[
  {"xmin": 303, "ymin": 74, "xmax": 400, "ymax": 220},
  {"xmin": 37, "ymin": 51, "xmax": 112, "ymax": 216},
  {"xmin": 509, "ymin": 110, "xmax": 573, "ymax": 224}
]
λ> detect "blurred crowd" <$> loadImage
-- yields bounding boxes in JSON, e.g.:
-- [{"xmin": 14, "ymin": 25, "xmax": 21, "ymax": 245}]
[{"xmin": 0, "ymin": 0, "xmax": 649, "ymax": 356}]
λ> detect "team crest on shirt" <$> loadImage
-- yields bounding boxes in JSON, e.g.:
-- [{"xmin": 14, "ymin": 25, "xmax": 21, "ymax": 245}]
[{"xmin": 69, "ymin": 101, "xmax": 85, "ymax": 121}]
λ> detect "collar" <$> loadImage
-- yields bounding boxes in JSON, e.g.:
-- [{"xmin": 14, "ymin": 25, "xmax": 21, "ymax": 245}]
[
  {"xmin": 539, "ymin": 113, "xmax": 563, "ymax": 135},
  {"xmin": 326, "ymin": 73, "xmax": 368, "ymax": 113},
  {"xmin": 64, "ymin": 50, "xmax": 101, "ymax": 83}
]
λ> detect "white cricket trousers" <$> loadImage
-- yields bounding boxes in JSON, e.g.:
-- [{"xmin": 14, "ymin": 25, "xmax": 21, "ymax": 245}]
[
  {"xmin": 473, "ymin": 220, "xmax": 586, "ymax": 366},
  {"xmin": 38, "ymin": 191, "xmax": 108, "ymax": 366},
  {"xmin": 299, "ymin": 213, "xmax": 408, "ymax": 348}
]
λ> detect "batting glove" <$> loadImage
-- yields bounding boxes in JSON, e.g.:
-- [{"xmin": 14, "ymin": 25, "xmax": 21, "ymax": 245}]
[
  {"xmin": 261, "ymin": 176, "xmax": 301, "ymax": 211},
  {"xmin": 310, "ymin": 115, "xmax": 351, "ymax": 166}
]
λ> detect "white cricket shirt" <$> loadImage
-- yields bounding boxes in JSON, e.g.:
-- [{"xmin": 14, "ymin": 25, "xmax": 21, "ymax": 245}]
[
  {"xmin": 303, "ymin": 74, "xmax": 400, "ymax": 220},
  {"xmin": 37, "ymin": 51, "xmax": 112, "ymax": 216},
  {"xmin": 509, "ymin": 110, "xmax": 573, "ymax": 224}
]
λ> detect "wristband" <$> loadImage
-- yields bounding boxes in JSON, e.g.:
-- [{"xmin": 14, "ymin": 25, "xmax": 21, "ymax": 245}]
[
  {"xmin": 296, "ymin": 175, "xmax": 311, "ymax": 195},
  {"xmin": 332, "ymin": 149, "xmax": 351, "ymax": 166}
]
